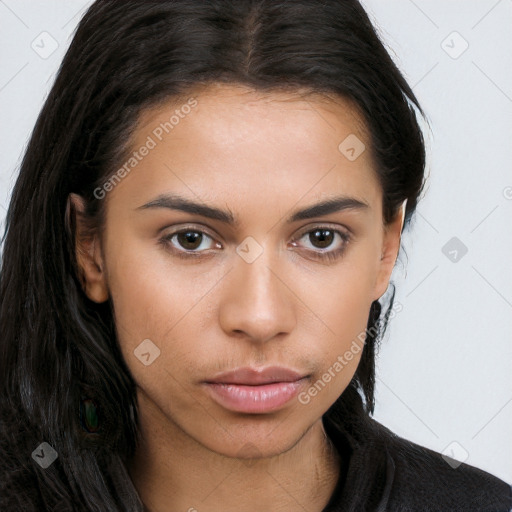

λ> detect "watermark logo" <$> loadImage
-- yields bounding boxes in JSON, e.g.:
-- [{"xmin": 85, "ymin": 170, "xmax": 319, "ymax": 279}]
[
  {"xmin": 31, "ymin": 32, "xmax": 59, "ymax": 59},
  {"xmin": 134, "ymin": 338, "xmax": 161, "ymax": 366},
  {"xmin": 441, "ymin": 31, "xmax": 469, "ymax": 60},
  {"xmin": 32, "ymin": 442, "xmax": 58, "ymax": 469},
  {"xmin": 237, "ymin": 442, "xmax": 263, "ymax": 467},
  {"xmin": 441, "ymin": 441, "xmax": 469, "ymax": 469},
  {"xmin": 236, "ymin": 236, "xmax": 264, "ymax": 264},
  {"xmin": 441, "ymin": 236, "xmax": 468, "ymax": 263},
  {"xmin": 338, "ymin": 134, "xmax": 366, "ymax": 161}
]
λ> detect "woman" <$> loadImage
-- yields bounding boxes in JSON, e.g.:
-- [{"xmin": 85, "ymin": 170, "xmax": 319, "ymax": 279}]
[{"xmin": 1, "ymin": 1, "xmax": 510, "ymax": 511}]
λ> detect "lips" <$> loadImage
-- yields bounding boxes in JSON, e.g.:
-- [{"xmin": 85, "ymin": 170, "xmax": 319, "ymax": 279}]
[
  {"xmin": 203, "ymin": 366, "xmax": 308, "ymax": 413},
  {"xmin": 206, "ymin": 366, "xmax": 305, "ymax": 386}
]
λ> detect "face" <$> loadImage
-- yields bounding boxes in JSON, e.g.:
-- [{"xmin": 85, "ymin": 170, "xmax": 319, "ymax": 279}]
[{"xmin": 74, "ymin": 83, "xmax": 403, "ymax": 459}]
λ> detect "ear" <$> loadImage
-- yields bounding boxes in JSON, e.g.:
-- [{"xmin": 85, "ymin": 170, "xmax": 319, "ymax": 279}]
[
  {"xmin": 67, "ymin": 193, "xmax": 109, "ymax": 303},
  {"xmin": 372, "ymin": 200, "xmax": 406, "ymax": 301}
]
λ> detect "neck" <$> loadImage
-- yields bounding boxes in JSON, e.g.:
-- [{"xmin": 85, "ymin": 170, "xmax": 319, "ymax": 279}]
[{"xmin": 127, "ymin": 393, "xmax": 341, "ymax": 512}]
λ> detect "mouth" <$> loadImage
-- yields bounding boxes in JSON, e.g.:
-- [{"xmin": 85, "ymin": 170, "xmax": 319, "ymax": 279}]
[{"xmin": 203, "ymin": 366, "xmax": 309, "ymax": 414}]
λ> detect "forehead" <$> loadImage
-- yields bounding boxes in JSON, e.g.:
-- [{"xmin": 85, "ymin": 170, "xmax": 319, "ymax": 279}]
[
  {"xmin": 138, "ymin": 82, "xmax": 370, "ymax": 146},
  {"xmin": 109, "ymin": 83, "xmax": 381, "ymax": 216}
]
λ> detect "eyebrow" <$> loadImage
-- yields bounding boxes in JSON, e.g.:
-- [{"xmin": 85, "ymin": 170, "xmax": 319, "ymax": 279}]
[{"xmin": 136, "ymin": 193, "xmax": 369, "ymax": 225}]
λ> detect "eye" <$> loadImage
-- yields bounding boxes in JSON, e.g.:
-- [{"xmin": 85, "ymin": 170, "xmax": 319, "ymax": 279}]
[
  {"xmin": 158, "ymin": 224, "xmax": 350, "ymax": 262},
  {"xmin": 290, "ymin": 226, "xmax": 350, "ymax": 262},
  {"xmin": 159, "ymin": 226, "xmax": 221, "ymax": 258}
]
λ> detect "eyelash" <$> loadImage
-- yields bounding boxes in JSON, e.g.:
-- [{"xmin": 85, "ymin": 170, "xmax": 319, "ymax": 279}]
[{"xmin": 159, "ymin": 224, "xmax": 351, "ymax": 262}]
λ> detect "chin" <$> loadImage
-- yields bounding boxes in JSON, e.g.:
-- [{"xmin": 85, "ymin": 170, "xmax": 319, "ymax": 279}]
[{"xmin": 192, "ymin": 416, "xmax": 316, "ymax": 460}]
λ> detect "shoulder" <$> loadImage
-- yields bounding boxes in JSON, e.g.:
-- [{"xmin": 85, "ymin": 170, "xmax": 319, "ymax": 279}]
[{"xmin": 371, "ymin": 420, "xmax": 512, "ymax": 512}]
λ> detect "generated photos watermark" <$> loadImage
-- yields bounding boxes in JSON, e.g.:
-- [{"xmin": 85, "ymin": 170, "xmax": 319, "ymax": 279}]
[
  {"xmin": 93, "ymin": 97, "xmax": 198, "ymax": 200},
  {"xmin": 298, "ymin": 300, "xmax": 403, "ymax": 405}
]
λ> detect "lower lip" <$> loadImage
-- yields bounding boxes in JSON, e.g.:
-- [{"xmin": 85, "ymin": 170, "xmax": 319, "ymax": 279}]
[{"xmin": 204, "ymin": 380, "xmax": 305, "ymax": 413}]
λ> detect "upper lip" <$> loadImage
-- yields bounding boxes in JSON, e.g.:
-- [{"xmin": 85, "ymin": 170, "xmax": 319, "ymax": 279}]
[{"xmin": 205, "ymin": 366, "xmax": 306, "ymax": 385}]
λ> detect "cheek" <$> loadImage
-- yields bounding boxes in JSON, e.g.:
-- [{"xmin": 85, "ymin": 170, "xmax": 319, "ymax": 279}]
[
  {"xmin": 103, "ymin": 237, "xmax": 225, "ymax": 380},
  {"xmin": 304, "ymin": 251, "xmax": 377, "ymax": 343},
  {"xmin": 293, "ymin": 253, "xmax": 378, "ymax": 403}
]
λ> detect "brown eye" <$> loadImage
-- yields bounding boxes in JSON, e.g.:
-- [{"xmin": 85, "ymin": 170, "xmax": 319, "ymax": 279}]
[
  {"xmin": 176, "ymin": 231, "xmax": 203, "ymax": 250},
  {"xmin": 159, "ymin": 226, "xmax": 220, "ymax": 258},
  {"xmin": 290, "ymin": 226, "xmax": 351, "ymax": 263},
  {"xmin": 308, "ymin": 229, "xmax": 335, "ymax": 249}
]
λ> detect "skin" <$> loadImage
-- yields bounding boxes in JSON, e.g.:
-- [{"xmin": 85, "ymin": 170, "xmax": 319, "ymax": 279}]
[{"xmin": 72, "ymin": 83, "xmax": 404, "ymax": 512}]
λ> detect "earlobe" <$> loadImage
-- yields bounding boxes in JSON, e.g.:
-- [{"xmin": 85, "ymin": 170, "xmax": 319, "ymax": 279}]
[
  {"xmin": 68, "ymin": 193, "xmax": 109, "ymax": 303},
  {"xmin": 78, "ymin": 238, "xmax": 110, "ymax": 303}
]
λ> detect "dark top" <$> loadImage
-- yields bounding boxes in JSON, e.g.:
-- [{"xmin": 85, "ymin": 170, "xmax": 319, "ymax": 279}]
[
  {"xmin": 319, "ymin": 415, "xmax": 512, "ymax": 511},
  {"xmin": 2, "ymin": 406, "xmax": 511, "ymax": 511},
  {"xmin": 106, "ymin": 415, "xmax": 512, "ymax": 512}
]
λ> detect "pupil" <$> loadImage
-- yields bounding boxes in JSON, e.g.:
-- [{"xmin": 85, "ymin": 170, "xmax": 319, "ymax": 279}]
[
  {"xmin": 178, "ymin": 231, "xmax": 202, "ymax": 249},
  {"xmin": 311, "ymin": 229, "xmax": 333, "ymax": 249}
]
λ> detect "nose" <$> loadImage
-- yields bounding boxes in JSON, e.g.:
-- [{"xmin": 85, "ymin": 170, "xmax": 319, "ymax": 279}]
[{"xmin": 218, "ymin": 244, "xmax": 297, "ymax": 344}]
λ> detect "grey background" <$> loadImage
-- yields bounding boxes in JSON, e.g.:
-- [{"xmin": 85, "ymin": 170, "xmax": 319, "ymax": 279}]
[{"xmin": 0, "ymin": 0, "xmax": 510, "ymax": 482}]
